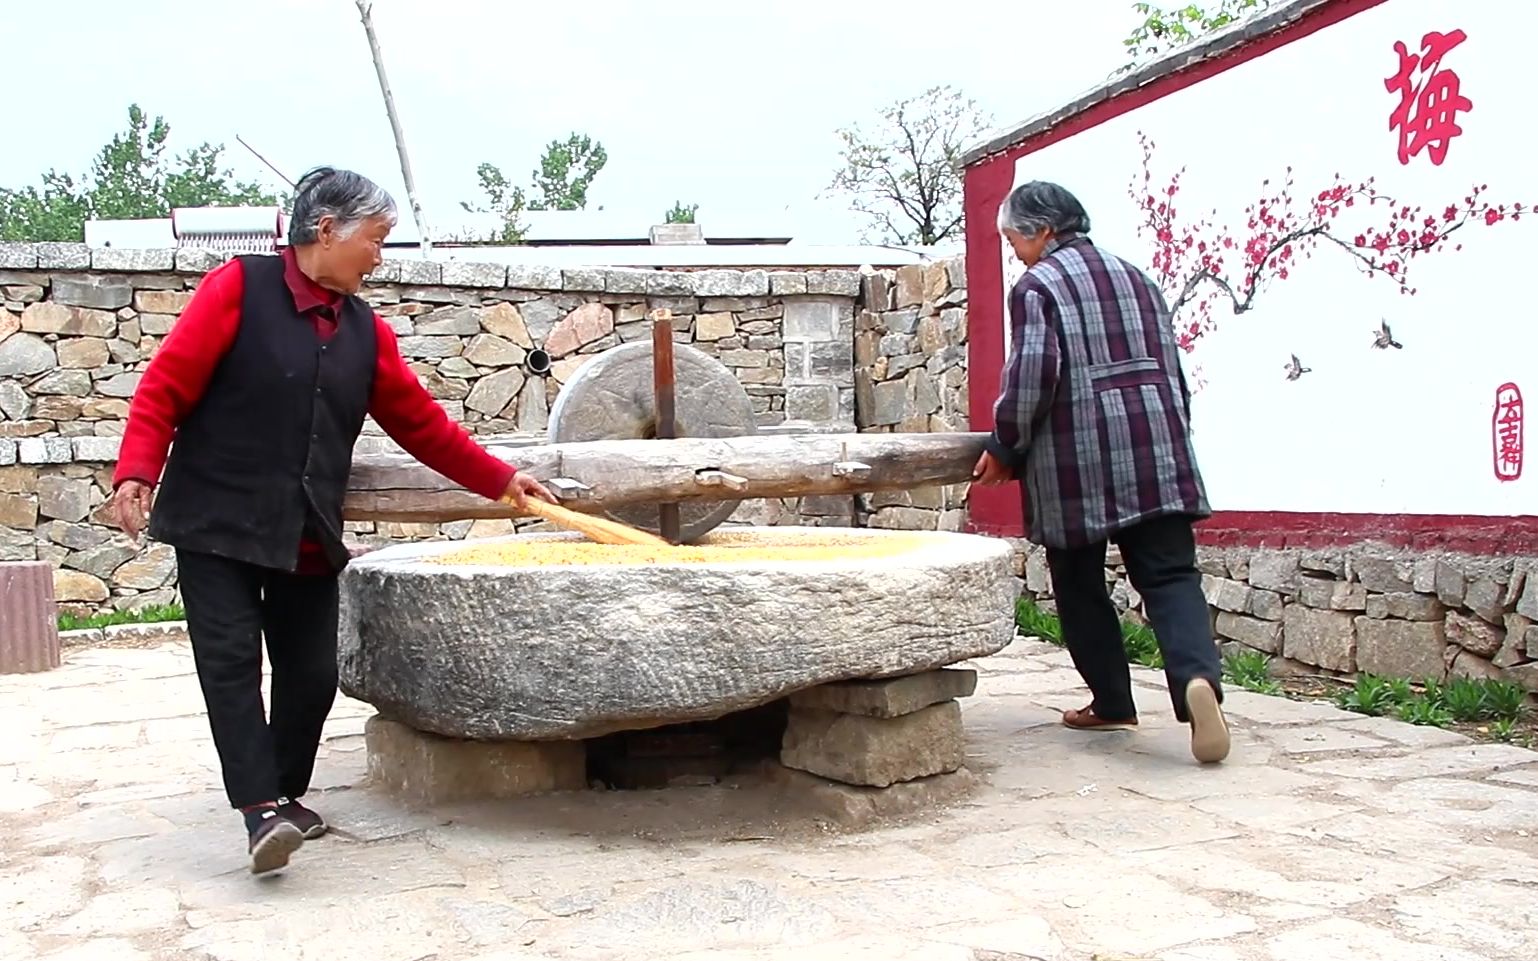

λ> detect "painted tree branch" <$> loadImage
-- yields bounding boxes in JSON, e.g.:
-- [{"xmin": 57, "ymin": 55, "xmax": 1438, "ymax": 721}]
[{"xmin": 1130, "ymin": 132, "xmax": 1531, "ymax": 353}]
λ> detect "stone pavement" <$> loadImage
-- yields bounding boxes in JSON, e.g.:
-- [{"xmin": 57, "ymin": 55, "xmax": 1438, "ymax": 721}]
[{"xmin": 3, "ymin": 637, "xmax": 1537, "ymax": 961}]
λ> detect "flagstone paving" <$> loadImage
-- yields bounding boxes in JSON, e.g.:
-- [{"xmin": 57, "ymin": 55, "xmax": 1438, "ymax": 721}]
[{"xmin": 3, "ymin": 637, "xmax": 1536, "ymax": 961}]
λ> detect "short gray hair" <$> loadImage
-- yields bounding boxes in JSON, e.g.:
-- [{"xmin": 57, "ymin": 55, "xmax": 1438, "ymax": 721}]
[
  {"xmin": 287, "ymin": 167, "xmax": 397, "ymax": 246},
  {"xmin": 996, "ymin": 181, "xmax": 1091, "ymax": 237}
]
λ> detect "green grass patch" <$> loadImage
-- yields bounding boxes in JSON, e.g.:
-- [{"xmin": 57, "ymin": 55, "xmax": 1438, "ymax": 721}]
[
  {"xmin": 1014, "ymin": 597, "xmax": 1162, "ymax": 669},
  {"xmin": 1014, "ymin": 597, "xmax": 1062, "ymax": 644},
  {"xmin": 58, "ymin": 603, "xmax": 185, "ymax": 633},
  {"xmin": 1333, "ymin": 672, "xmax": 1529, "ymax": 727},
  {"xmin": 1490, "ymin": 718, "xmax": 1524, "ymax": 743},
  {"xmin": 1334, "ymin": 674, "xmax": 1401, "ymax": 717},
  {"xmin": 1221, "ymin": 649, "xmax": 1283, "ymax": 695},
  {"xmin": 1479, "ymin": 680, "xmax": 1531, "ymax": 723},
  {"xmin": 1393, "ymin": 697, "xmax": 1453, "ymax": 728},
  {"xmin": 1121, "ymin": 620, "xmax": 1162, "ymax": 669}
]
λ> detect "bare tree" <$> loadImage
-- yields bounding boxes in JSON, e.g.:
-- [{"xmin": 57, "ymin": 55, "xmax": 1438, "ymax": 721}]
[
  {"xmin": 826, "ymin": 86, "xmax": 992, "ymax": 246},
  {"xmin": 354, "ymin": 0, "xmax": 431, "ymax": 255}
]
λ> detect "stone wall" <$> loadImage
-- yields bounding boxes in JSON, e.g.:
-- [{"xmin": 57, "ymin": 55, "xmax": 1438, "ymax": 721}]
[
  {"xmin": 0, "ymin": 243, "xmax": 865, "ymax": 441},
  {"xmin": 852, "ymin": 259, "xmax": 970, "ymax": 533},
  {"xmin": 1014, "ymin": 540, "xmax": 1538, "ymax": 692},
  {"xmin": 856, "ymin": 261, "xmax": 969, "ymax": 435},
  {"xmin": 0, "ymin": 241, "xmax": 968, "ymax": 613},
  {"xmin": 726, "ymin": 255, "xmax": 971, "ymax": 533}
]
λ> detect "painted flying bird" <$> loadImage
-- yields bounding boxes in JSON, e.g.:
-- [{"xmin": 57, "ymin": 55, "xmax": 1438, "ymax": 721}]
[
  {"xmin": 1284, "ymin": 354, "xmax": 1311, "ymax": 381},
  {"xmin": 1372, "ymin": 319, "xmax": 1403, "ymax": 349}
]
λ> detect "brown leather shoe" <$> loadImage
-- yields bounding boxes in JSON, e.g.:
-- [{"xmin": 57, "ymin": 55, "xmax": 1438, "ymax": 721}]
[{"xmin": 1062, "ymin": 705, "xmax": 1138, "ymax": 731}]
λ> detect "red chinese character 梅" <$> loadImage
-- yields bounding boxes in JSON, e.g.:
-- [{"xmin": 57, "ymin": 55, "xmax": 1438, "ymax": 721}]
[{"xmin": 1386, "ymin": 29, "xmax": 1474, "ymax": 166}]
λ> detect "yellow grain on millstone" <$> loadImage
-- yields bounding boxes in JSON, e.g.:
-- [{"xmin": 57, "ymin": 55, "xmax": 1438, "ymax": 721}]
[{"xmin": 427, "ymin": 531, "xmax": 933, "ymax": 567}]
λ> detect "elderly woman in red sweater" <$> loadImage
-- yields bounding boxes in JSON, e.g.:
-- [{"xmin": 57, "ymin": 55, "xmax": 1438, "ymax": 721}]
[{"xmin": 111, "ymin": 166, "xmax": 553, "ymax": 875}]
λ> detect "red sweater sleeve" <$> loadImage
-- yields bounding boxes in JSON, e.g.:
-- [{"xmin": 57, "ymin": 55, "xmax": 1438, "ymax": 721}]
[
  {"xmin": 114, "ymin": 259, "xmax": 245, "ymax": 488},
  {"xmin": 368, "ymin": 316, "xmax": 518, "ymax": 502}
]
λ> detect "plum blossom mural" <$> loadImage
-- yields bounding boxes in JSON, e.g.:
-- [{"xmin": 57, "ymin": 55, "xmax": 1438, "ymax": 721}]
[{"xmin": 1127, "ymin": 131, "xmax": 1529, "ymax": 357}]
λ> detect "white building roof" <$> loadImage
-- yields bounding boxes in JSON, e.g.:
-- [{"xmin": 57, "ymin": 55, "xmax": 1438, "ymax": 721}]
[
  {"xmin": 426, "ymin": 207, "xmax": 796, "ymax": 246},
  {"xmin": 83, "ymin": 205, "xmax": 952, "ymax": 268},
  {"xmin": 415, "ymin": 242, "xmax": 954, "ymax": 268}
]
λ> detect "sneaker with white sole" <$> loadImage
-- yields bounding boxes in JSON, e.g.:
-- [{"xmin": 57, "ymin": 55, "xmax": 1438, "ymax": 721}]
[{"xmin": 245, "ymin": 808, "xmax": 304, "ymax": 875}]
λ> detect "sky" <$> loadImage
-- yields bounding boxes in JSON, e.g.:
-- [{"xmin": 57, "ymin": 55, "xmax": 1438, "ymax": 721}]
[{"xmin": 2, "ymin": 0, "xmax": 1140, "ymax": 244}]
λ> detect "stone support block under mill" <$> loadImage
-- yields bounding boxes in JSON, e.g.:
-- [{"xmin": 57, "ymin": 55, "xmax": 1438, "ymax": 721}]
[
  {"xmin": 365, "ymin": 715, "xmax": 587, "ymax": 806},
  {"xmin": 779, "ymin": 669, "xmax": 973, "ymax": 788},
  {"xmin": 781, "ymin": 701, "xmax": 965, "ymax": 788}
]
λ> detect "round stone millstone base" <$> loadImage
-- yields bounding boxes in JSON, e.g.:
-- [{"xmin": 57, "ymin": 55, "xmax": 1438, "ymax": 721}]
[{"xmin": 337, "ymin": 526, "xmax": 1018, "ymax": 741}]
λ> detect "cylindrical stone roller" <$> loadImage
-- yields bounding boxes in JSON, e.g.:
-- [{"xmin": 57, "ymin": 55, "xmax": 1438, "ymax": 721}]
[{"xmin": 547, "ymin": 341, "xmax": 758, "ymax": 541}]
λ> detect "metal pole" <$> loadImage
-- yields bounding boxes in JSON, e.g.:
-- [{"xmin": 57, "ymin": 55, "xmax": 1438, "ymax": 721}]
[{"xmin": 649, "ymin": 309, "xmax": 681, "ymax": 543}]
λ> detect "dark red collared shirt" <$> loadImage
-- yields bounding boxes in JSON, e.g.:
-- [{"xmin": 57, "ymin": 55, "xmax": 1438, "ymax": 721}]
[{"xmin": 115, "ymin": 248, "xmax": 517, "ymax": 574}]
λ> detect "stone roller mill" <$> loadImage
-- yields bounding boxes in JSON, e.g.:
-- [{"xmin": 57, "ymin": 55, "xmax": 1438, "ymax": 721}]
[{"xmin": 336, "ymin": 311, "xmax": 1020, "ymax": 804}]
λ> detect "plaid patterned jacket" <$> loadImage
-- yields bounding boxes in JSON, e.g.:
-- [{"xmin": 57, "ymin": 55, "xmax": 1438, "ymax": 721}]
[{"xmin": 985, "ymin": 233, "xmax": 1210, "ymax": 548}]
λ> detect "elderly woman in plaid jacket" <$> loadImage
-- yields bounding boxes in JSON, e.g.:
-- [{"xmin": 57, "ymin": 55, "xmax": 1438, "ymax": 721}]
[{"xmin": 973, "ymin": 180, "xmax": 1230, "ymax": 764}]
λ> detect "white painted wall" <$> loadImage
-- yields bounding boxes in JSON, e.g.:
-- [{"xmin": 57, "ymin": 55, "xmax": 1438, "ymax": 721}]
[{"xmin": 1007, "ymin": 0, "xmax": 1534, "ymax": 516}]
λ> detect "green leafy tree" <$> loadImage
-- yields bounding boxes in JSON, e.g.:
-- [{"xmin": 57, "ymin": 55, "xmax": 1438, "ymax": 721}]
[
  {"xmin": 826, "ymin": 85, "xmax": 992, "ymax": 246},
  {"xmin": 459, "ymin": 162, "xmax": 530, "ymax": 243},
  {"xmin": 464, "ymin": 132, "xmax": 607, "ymax": 243},
  {"xmin": 0, "ymin": 104, "xmax": 283, "ymax": 242},
  {"xmin": 529, "ymin": 133, "xmax": 607, "ymax": 211},
  {"xmin": 0, "ymin": 174, "xmax": 90, "ymax": 244},
  {"xmin": 664, "ymin": 201, "xmax": 698, "ymax": 224},
  {"xmin": 1121, "ymin": 1, "xmax": 1272, "ymax": 71}
]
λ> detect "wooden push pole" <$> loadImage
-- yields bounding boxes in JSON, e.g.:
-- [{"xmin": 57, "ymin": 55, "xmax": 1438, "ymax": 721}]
[{"xmin": 649, "ymin": 309, "xmax": 681, "ymax": 544}]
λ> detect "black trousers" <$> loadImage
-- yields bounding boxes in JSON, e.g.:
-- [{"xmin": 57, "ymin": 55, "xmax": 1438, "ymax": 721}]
[
  {"xmin": 176, "ymin": 548, "xmax": 340, "ymax": 809},
  {"xmin": 1045, "ymin": 513, "xmax": 1222, "ymax": 722}
]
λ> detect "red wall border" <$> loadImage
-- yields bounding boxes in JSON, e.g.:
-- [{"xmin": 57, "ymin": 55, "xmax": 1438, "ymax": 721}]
[{"xmin": 962, "ymin": 0, "xmax": 1537, "ymax": 554}]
